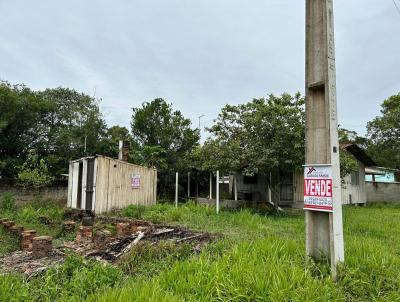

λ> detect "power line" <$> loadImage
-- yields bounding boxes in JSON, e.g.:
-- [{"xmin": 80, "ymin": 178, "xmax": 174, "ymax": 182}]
[{"xmin": 392, "ymin": 0, "xmax": 400, "ymax": 15}]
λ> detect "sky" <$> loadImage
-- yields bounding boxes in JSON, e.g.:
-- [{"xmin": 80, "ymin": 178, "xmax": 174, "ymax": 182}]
[{"xmin": 1, "ymin": 0, "xmax": 399, "ymax": 139}]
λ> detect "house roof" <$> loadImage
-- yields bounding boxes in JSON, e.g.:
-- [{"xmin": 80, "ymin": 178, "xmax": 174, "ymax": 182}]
[
  {"xmin": 341, "ymin": 143, "xmax": 376, "ymax": 167},
  {"xmin": 365, "ymin": 166, "xmax": 400, "ymax": 175}
]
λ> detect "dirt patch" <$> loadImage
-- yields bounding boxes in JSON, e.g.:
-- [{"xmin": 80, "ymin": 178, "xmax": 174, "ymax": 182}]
[{"xmin": 0, "ymin": 216, "xmax": 213, "ymax": 277}]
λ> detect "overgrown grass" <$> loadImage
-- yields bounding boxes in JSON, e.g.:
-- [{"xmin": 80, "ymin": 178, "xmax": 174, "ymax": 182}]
[
  {"xmin": 2, "ymin": 200, "xmax": 400, "ymax": 301},
  {"xmin": 94, "ymin": 203, "xmax": 400, "ymax": 301},
  {"xmin": 0, "ymin": 255, "xmax": 123, "ymax": 302},
  {"xmin": 0, "ymin": 195, "xmax": 71, "ymax": 256}
]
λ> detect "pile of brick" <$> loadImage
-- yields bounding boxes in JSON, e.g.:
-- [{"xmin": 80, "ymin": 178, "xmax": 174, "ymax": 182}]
[
  {"xmin": 116, "ymin": 222, "xmax": 149, "ymax": 237},
  {"xmin": 0, "ymin": 218, "xmax": 53, "ymax": 258},
  {"xmin": 76, "ymin": 226, "xmax": 93, "ymax": 243},
  {"xmin": 32, "ymin": 236, "xmax": 53, "ymax": 259},
  {"xmin": 21, "ymin": 230, "xmax": 37, "ymax": 251}
]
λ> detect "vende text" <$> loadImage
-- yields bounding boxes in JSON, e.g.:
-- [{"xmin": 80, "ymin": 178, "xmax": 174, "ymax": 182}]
[{"xmin": 304, "ymin": 179, "xmax": 332, "ymax": 197}]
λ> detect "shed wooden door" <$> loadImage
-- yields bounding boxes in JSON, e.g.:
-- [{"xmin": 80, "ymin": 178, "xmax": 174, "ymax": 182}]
[{"xmin": 279, "ymin": 172, "xmax": 294, "ymax": 206}]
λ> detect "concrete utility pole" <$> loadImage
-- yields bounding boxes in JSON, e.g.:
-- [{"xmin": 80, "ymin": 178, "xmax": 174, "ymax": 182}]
[{"xmin": 305, "ymin": 0, "xmax": 344, "ymax": 278}]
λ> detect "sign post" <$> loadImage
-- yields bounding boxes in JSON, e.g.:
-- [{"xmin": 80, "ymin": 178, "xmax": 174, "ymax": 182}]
[{"xmin": 305, "ymin": 0, "xmax": 344, "ymax": 279}]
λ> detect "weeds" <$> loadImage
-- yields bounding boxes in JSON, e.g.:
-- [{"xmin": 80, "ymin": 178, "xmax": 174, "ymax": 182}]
[
  {"xmin": 2, "ymin": 202, "xmax": 400, "ymax": 301},
  {"xmin": 118, "ymin": 241, "xmax": 193, "ymax": 277},
  {"xmin": 0, "ymin": 254, "xmax": 123, "ymax": 302},
  {"xmin": 1, "ymin": 192, "xmax": 15, "ymax": 211}
]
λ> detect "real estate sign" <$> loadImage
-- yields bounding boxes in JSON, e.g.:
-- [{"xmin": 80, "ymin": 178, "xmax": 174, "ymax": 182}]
[
  {"xmin": 303, "ymin": 165, "xmax": 333, "ymax": 212},
  {"xmin": 131, "ymin": 174, "xmax": 141, "ymax": 189}
]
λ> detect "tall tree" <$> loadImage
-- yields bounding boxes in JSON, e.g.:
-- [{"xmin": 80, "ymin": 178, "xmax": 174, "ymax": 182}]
[
  {"xmin": 131, "ymin": 98, "xmax": 200, "ymax": 197},
  {"xmin": 367, "ymin": 93, "xmax": 400, "ymax": 169},
  {"xmin": 36, "ymin": 87, "xmax": 108, "ymax": 175},
  {"xmin": 0, "ymin": 82, "xmax": 108, "ymax": 178},
  {"xmin": 201, "ymin": 93, "xmax": 360, "ymax": 205},
  {"xmin": 98, "ymin": 125, "xmax": 131, "ymax": 158},
  {"xmin": 202, "ymin": 93, "xmax": 305, "ymax": 206},
  {"xmin": 0, "ymin": 82, "xmax": 49, "ymax": 178}
]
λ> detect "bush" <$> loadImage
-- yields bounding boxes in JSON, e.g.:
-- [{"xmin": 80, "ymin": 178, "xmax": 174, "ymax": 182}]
[
  {"xmin": 1, "ymin": 192, "xmax": 15, "ymax": 211},
  {"xmin": 17, "ymin": 151, "xmax": 53, "ymax": 189}
]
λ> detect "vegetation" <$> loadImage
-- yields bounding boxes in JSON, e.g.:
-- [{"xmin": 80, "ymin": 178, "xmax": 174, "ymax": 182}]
[
  {"xmin": 0, "ymin": 255, "xmax": 123, "ymax": 302},
  {"xmin": 1, "ymin": 192, "xmax": 15, "ymax": 211},
  {"xmin": 2, "ymin": 201, "xmax": 400, "ymax": 301},
  {"xmin": 1, "ymin": 78, "xmax": 399, "ymax": 190},
  {"xmin": 0, "ymin": 194, "xmax": 70, "ymax": 254},
  {"xmin": 367, "ymin": 93, "xmax": 400, "ymax": 170},
  {"xmin": 0, "ymin": 82, "xmax": 119, "ymax": 179},
  {"xmin": 17, "ymin": 151, "xmax": 54, "ymax": 189},
  {"xmin": 130, "ymin": 98, "xmax": 200, "ymax": 198}
]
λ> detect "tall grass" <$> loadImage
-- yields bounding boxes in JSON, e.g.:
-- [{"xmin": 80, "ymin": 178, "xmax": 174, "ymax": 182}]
[
  {"xmin": 91, "ymin": 203, "xmax": 400, "ymax": 301},
  {"xmin": 0, "ymin": 199, "xmax": 66, "ymax": 251},
  {"xmin": 0, "ymin": 255, "xmax": 123, "ymax": 302},
  {"xmin": 2, "ymin": 202, "xmax": 400, "ymax": 301}
]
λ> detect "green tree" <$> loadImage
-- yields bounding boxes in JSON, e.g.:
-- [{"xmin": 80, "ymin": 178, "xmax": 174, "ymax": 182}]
[
  {"xmin": 202, "ymin": 93, "xmax": 305, "ymax": 206},
  {"xmin": 201, "ymin": 93, "xmax": 360, "ymax": 206},
  {"xmin": 0, "ymin": 82, "xmax": 108, "ymax": 178},
  {"xmin": 17, "ymin": 151, "xmax": 53, "ymax": 189},
  {"xmin": 131, "ymin": 98, "xmax": 200, "ymax": 197},
  {"xmin": 37, "ymin": 87, "xmax": 108, "ymax": 175},
  {"xmin": 0, "ymin": 82, "xmax": 50, "ymax": 178},
  {"xmin": 367, "ymin": 93, "xmax": 400, "ymax": 169},
  {"xmin": 338, "ymin": 128, "xmax": 366, "ymax": 179},
  {"xmin": 98, "ymin": 125, "xmax": 131, "ymax": 158},
  {"xmin": 338, "ymin": 127, "xmax": 370, "ymax": 151}
]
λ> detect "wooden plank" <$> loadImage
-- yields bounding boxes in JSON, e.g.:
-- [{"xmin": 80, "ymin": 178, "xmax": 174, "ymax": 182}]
[{"xmin": 71, "ymin": 162, "xmax": 80, "ymax": 208}]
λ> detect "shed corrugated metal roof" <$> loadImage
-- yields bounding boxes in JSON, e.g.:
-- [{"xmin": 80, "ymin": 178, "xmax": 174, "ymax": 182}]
[{"xmin": 341, "ymin": 143, "xmax": 376, "ymax": 167}]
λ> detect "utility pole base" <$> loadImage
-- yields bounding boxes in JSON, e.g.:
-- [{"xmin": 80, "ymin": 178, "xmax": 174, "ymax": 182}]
[{"xmin": 305, "ymin": 0, "xmax": 344, "ymax": 279}]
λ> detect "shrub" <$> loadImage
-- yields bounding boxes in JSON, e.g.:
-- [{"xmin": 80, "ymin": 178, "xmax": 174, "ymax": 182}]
[
  {"xmin": 1, "ymin": 192, "xmax": 15, "ymax": 211},
  {"xmin": 17, "ymin": 151, "xmax": 53, "ymax": 189}
]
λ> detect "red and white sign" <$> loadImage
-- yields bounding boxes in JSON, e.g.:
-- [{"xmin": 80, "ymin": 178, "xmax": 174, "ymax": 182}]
[
  {"xmin": 131, "ymin": 174, "xmax": 141, "ymax": 189},
  {"xmin": 304, "ymin": 165, "xmax": 333, "ymax": 212}
]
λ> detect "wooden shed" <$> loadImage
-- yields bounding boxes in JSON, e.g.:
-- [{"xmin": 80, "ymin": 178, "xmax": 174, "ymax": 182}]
[{"xmin": 67, "ymin": 155, "xmax": 157, "ymax": 214}]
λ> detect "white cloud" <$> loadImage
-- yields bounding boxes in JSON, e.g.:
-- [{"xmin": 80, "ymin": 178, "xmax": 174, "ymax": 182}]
[{"xmin": 0, "ymin": 0, "xmax": 399, "ymax": 136}]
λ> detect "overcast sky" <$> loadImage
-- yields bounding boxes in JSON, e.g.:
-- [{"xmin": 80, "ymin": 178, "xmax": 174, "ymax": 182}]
[{"xmin": 1, "ymin": 0, "xmax": 399, "ymax": 138}]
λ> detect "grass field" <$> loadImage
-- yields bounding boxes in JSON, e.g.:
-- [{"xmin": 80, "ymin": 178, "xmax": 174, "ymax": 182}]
[{"xmin": 1, "ymin": 199, "xmax": 400, "ymax": 301}]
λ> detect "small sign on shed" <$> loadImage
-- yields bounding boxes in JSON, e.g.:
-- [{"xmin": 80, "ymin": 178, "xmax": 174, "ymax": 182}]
[
  {"xmin": 303, "ymin": 164, "xmax": 333, "ymax": 212},
  {"xmin": 131, "ymin": 174, "xmax": 141, "ymax": 188}
]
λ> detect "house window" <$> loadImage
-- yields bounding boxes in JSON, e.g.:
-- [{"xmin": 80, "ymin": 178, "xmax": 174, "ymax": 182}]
[
  {"xmin": 243, "ymin": 174, "xmax": 258, "ymax": 185},
  {"xmin": 351, "ymin": 171, "xmax": 359, "ymax": 185}
]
